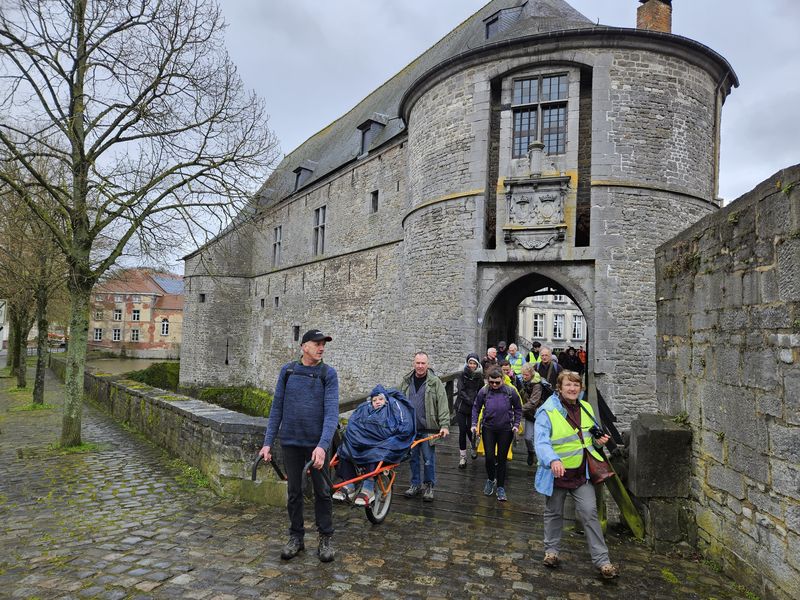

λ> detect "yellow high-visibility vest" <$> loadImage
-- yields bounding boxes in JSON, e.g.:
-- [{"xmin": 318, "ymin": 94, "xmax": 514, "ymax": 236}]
[
  {"xmin": 545, "ymin": 400, "xmax": 603, "ymax": 468},
  {"xmin": 528, "ymin": 352, "xmax": 542, "ymax": 365},
  {"xmin": 508, "ymin": 353, "xmax": 524, "ymax": 375}
]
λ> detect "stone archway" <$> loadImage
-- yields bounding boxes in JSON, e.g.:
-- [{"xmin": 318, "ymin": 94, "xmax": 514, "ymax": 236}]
[{"xmin": 477, "ymin": 264, "xmax": 594, "ymax": 353}]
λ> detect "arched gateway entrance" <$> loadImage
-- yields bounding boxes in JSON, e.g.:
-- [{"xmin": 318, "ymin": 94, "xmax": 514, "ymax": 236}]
[{"xmin": 476, "ymin": 264, "xmax": 596, "ymax": 398}]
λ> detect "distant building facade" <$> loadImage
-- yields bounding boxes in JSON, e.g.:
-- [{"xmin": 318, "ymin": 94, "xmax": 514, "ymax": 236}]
[
  {"xmin": 89, "ymin": 269, "xmax": 184, "ymax": 359},
  {"xmin": 0, "ymin": 299, "xmax": 7, "ymax": 350},
  {"xmin": 517, "ymin": 291, "xmax": 585, "ymax": 355},
  {"xmin": 181, "ymin": 0, "xmax": 737, "ymax": 426}
]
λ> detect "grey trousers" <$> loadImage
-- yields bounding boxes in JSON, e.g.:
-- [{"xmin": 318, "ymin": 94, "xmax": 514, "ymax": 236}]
[{"xmin": 543, "ymin": 482, "xmax": 610, "ymax": 567}]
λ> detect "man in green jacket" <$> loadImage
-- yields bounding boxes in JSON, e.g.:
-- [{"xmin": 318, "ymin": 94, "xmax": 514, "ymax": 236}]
[{"xmin": 399, "ymin": 351, "xmax": 450, "ymax": 501}]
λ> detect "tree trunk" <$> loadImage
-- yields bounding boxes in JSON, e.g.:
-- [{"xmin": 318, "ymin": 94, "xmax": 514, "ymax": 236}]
[
  {"xmin": 16, "ymin": 315, "xmax": 27, "ymax": 388},
  {"xmin": 61, "ymin": 282, "xmax": 90, "ymax": 447},
  {"xmin": 33, "ymin": 289, "xmax": 49, "ymax": 405},
  {"xmin": 6, "ymin": 305, "xmax": 16, "ymax": 368}
]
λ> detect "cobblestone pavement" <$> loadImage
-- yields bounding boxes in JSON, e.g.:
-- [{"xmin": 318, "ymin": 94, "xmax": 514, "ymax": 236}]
[{"xmin": 0, "ymin": 368, "xmax": 751, "ymax": 599}]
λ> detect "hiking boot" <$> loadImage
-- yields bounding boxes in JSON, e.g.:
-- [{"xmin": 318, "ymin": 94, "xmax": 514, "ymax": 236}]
[
  {"xmin": 496, "ymin": 486, "xmax": 507, "ymax": 501},
  {"xmin": 527, "ymin": 451, "xmax": 535, "ymax": 466},
  {"xmin": 403, "ymin": 484, "xmax": 422, "ymax": 498},
  {"xmin": 332, "ymin": 484, "xmax": 354, "ymax": 502},
  {"xmin": 317, "ymin": 535, "xmax": 335, "ymax": 563},
  {"xmin": 543, "ymin": 552, "xmax": 559, "ymax": 568},
  {"xmin": 458, "ymin": 456, "xmax": 467, "ymax": 469},
  {"xmin": 422, "ymin": 483, "xmax": 435, "ymax": 502},
  {"xmin": 354, "ymin": 488, "xmax": 375, "ymax": 507},
  {"xmin": 280, "ymin": 536, "xmax": 304, "ymax": 560},
  {"xmin": 483, "ymin": 479, "xmax": 496, "ymax": 496},
  {"xmin": 470, "ymin": 446, "xmax": 478, "ymax": 460},
  {"xmin": 599, "ymin": 563, "xmax": 619, "ymax": 579}
]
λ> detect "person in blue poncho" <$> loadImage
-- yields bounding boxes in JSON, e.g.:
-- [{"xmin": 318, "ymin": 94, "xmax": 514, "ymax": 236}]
[{"xmin": 333, "ymin": 384, "xmax": 416, "ymax": 506}]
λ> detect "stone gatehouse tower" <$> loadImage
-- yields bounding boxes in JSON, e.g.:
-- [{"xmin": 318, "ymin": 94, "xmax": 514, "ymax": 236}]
[{"xmin": 181, "ymin": 0, "xmax": 737, "ymax": 426}]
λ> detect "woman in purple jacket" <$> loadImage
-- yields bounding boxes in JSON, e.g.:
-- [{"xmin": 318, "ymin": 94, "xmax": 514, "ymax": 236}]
[{"xmin": 471, "ymin": 367, "xmax": 522, "ymax": 501}]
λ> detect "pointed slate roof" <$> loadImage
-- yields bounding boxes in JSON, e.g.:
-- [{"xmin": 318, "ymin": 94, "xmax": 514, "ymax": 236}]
[{"xmin": 255, "ymin": 0, "xmax": 594, "ymax": 207}]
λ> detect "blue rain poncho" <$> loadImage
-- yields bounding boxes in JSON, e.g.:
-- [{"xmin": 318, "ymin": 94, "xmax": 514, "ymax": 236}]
[{"xmin": 338, "ymin": 385, "xmax": 416, "ymax": 464}]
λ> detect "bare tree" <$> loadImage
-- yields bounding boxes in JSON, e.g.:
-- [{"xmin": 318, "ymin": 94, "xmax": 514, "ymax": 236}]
[{"xmin": 0, "ymin": 0, "xmax": 279, "ymax": 445}]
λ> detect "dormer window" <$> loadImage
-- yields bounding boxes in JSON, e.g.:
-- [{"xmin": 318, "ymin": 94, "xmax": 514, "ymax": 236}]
[
  {"xmin": 485, "ymin": 16, "xmax": 499, "ymax": 39},
  {"xmin": 357, "ymin": 114, "xmax": 388, "ymax": 155},
  {"xmin": 292, "ymin": 160, "xmax": 318, "ymax": 192},
  {"xmin": 293, "ymin": 167, "xmax": 312, "ymax": 191}
]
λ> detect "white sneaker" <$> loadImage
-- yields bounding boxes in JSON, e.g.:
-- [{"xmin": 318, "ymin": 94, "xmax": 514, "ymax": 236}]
[
  {"xmin": 332, "ymin": 484, "xmax": 354, "ymax": 502},
  {"xmin": 354, "ymin": 489, "xmax": 375, "ymax": 506}
]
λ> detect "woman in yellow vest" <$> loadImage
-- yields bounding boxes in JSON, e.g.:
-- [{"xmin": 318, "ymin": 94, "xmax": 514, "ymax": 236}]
[{"xmin": 533, "ymin": 371, "xmax": 620, "ymax": 579}]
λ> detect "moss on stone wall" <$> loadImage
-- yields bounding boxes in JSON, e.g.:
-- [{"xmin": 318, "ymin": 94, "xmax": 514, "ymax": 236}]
[
  {"xmin": 196, "ymin": 387, "xmax": 273, "ymax": 418},
  {"xmin": 124, "ymin": 362, "xmax": 180, "ymax": 391}
]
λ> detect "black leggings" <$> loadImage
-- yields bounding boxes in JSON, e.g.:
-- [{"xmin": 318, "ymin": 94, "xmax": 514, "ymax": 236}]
[
  {"xmin": 456, "ymin": 411, "xmax": 474, "ymax": 451},
  {"xmin": 482, "ymin": 428, "xmax": 514, "ymax": 488}
]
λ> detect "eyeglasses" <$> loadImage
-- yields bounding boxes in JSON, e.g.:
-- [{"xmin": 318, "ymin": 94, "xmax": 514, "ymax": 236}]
[{"xmin": 488, "ymin": 379, "xmax": 503, "ymax": 386}]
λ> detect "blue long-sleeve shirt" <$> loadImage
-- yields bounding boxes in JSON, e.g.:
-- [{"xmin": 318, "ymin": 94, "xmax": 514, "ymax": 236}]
[{"xmin": 263, "ymin": 361, "xmax": 339, "ymax": 450}]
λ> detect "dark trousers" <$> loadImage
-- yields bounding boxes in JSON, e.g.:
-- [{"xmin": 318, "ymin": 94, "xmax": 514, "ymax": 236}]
[
  {"xmin": 456, "ymin": 411, "xmax": 474, "ymax": 451},
  {"xmin": 283, "ymin": 445, "xmax": 333, "ymax": 538},
  {"xmin": 482, "ymin": 428, "xmax": 514, "ymax": 488}
]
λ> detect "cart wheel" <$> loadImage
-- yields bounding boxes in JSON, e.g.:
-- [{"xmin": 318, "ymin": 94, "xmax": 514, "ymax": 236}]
[{"xmin": 365, "ymin": 472, "xmax": 392, "ymax": 524}]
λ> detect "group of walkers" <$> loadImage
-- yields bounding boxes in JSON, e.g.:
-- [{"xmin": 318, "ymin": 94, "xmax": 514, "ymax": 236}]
[{"xmin": 259, "ymin": 329, "xmax": 619, "ymax": 580}]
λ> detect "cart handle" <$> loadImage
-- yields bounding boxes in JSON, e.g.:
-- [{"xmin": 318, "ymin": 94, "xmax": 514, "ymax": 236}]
[{"xmin": 251, "ymin": 454, "xmax": 287, "ymax": 481}]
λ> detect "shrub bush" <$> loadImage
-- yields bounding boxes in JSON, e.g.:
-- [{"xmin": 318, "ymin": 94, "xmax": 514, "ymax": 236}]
[
  {"xmin": 124, "ymin": 362, "xmax": 180, "ymax": 391},
  {"xmin": 197, "ymin": 386, "xmax": 273, "ymax": 418}
]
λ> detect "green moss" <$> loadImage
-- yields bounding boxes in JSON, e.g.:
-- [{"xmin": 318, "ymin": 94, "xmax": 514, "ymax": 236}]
[
  {"xmin": 727, "ymin": 211, "xmax": 739, "ymax": 225},
  {"xmin": 124, "ymin": 362, "xmax": 180, "ymax": 391},
  {"xmin": 167, "ymin": 458, "xmax": 210, "ymax": 489},
  {"xmin": 8, "ymin": 403, "xmax": 56, "ymax": 412},
  {"xmin": 673, "ymin": 411, "xmax": 690, "ymax": 426},
  {"xmin": 46, "ymin": 442, "xmax": 103, "ymax": 455},
  {"xmin": 733, "ymin": 583, "xmax": 761, "ymax": 600},
  {"xmin": 660, "ymin": 568, "xmax": 680, "ymax": 584},
  {"xmin": 198, "ymin": 386, "xmax": 273, "ymax": 417},
  {"xmin": 663, "ymin": 251, "xmax": 702, "ymax": 279},
  {"xmin": 703, "ymin": 559, "xmax": 723, "ymax": 573}
]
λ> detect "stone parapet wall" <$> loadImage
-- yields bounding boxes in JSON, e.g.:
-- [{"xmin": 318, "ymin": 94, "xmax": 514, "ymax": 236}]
[
  {"xmin": 655, "ymin": 165, "xmax": 800, "ymax": 600},
  {"xmin": 50, "ymin": 358, "xmax": 285, "ymax": 507}
]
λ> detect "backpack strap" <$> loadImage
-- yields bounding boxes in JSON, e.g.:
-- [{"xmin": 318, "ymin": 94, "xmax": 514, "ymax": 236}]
[{"xmin": 282, "ymin": 360, "xmax": 330, "ymax": 390}]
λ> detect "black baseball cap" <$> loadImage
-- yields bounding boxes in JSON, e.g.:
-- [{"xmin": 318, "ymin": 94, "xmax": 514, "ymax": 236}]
[{"xmin": 301, "ymin": 329, "xmax": 333, "ymax": 344}]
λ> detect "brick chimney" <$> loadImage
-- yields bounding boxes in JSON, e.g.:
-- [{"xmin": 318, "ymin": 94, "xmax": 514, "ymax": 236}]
[{"xmin": 637, "ymin": 0, "xmax": 672, "ymax": 33}]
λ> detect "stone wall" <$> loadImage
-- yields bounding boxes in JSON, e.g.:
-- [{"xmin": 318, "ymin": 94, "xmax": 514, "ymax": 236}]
[
  {"xmin": 50, "ymin": 358, "xmax": 286, "ymax": 507},
  {"xmin": 655, "ymin": 165, "xmax": 800, "ymax": 600}
]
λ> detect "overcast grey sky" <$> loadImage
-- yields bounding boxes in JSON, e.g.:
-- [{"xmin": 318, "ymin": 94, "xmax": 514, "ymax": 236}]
[{"xmin": 216, "ymin": 0, "xmax": 800, "ymax": 202}]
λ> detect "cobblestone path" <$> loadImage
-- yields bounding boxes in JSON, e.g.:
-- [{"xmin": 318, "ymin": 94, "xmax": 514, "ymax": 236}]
[{"xmin": 0, "ymin": 368, "xmax": 750, "ymax": 599}]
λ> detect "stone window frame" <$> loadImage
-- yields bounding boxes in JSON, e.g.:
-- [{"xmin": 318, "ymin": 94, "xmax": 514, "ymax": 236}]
[
  {"xmin": 510, "ymin": 73, "xmax": 569, "ymax": 158},
  {"xmin": 112, "ymin": 328, "xmax": 121, "ymax": 342},
  {"xmin": 552, "ymin": 294, "xmax": 565, "ymax": 303},
  {"xmin": 113, "ymin": 308, "xmax": 122, "ymax": 321},
  {"xmin": 132, "ymin": 309, "xmax": 141, "ymax": 322},
  {"xmin": 313, "ymin": 205, "xmax": 326, "ymax": 256},
  {"xmin": 272, "ymin": 225, "xmax": 282, "ymax": 267},
  {"xmin": 572, "ymin": 314, "xmax": 584, "ymax": 340},
  {"xmin": 161, "ymin": 319, "xmax": 169, "ymax": 336},
  {"xmin": 532, "ymin": 313, "xmax": 545, "ymax": 338},
  {"xmin": 93, "ymin": 328, "xmax": 103, "ymax": 341},
  {"xmin": 130, "ymin": 328, "xmax": 140, "ymax": 342},
  {"xmin": 370, "ymin": 190, "xmax": 379, "ymax": 214},
  {"xmin": 94, "ymin": 310, "xmax": 103, "ymax": 320},
  {"xmin": 553, "ymin": 313, "xmax": 565, "ymax": 340}
]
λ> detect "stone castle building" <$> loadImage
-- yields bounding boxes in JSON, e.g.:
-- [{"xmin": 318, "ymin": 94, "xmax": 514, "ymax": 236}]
[{"xmin": 182, "ymin": 0, "xmax": 737, "ymax": 426}]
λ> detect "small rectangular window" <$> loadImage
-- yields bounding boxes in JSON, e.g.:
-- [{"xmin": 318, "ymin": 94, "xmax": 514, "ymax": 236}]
[
  {"xmin": 485, "ymin": 16, "xmax": 499, "ymax": 39},
  {"xmin": 113, "ymin": 309, "xmax": 122, "ymax": 321},
  {"xmin": 132, "ymin": 309, "xmax": 140, "ymax": 321},
  {"xmin": 199, "ymin": 293, "xmax": 206, "ymax": 303},
  {"xmin": 370, "ymin": 190, "xmax": 379, "ymax": 213},
  {"xmin": 114, "ymin": 295, "xmax": 123, "ymax": 302},
  {"xmin": 94, "ymin": 311, "xmax": 103, "ymax": 320},
  {"xmin": 552, "ymin": 294, "xmax": 565, "ymax": 303},
  {"xmin": 161, "ymin": 319, "xmax": 169, "ymax": 336},
  {"xmin": 553, "ymin": 314, "xmax": 565, "ymax": 339},
  {"xmin": 131, "ymin": 329, "xmax": 140, "ymax": 342},
  {"xmin": 572, "ymin": 315, "xmax": 584, "ymax": 340},
  {"xmin": 112, "ymin": 328, "xmax": 121, "ymax": 342},
  {"xmin": 260, "ymin": 298, "xmax": 265, "ymax": 309},
  {"xmin": 313, "ymin": 205, "xmax": 326, "ymax": 255},
  {"xmin": 532, "ymin": 314, "xmax": 545, "ymax": 338},
  {"xmin": 132, "ymin": 295, "xmax": 140, "ymax": 303},
  {"xmin": 293, "ymin": 325, "xmax": 300, "ymax": 341},
  {"xmin": 93, "ymin": 328, "xmax": 103, "ymax": 341},
  {"xmin": 272, "ymin": 225, "xmax": 282, "ymax": 267},
  {"xmin": 274, "ymin": 296, "xmax": 280, "ymax": 308}
]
